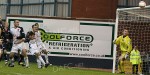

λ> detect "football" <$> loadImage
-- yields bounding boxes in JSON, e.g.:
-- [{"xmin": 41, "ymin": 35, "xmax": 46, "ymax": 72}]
[{"xmin": 139, "ymin": 1, "xmax": 146, "ymax": 8}]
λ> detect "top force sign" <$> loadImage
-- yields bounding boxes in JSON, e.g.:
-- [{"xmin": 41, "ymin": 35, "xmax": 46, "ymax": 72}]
[{"xmin": 7, "ymin": 17, "xmax": 115, "ymax": 59}]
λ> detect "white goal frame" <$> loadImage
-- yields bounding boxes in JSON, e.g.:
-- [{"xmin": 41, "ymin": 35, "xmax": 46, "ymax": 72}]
[{"xmin": 112, "ymin": 5, "xmax": 150, "ymax": 73}]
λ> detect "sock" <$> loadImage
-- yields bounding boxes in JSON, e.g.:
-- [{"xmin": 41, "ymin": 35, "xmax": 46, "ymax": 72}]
[
  {"xmin": 119, "ymin": 60, "xmax": 124, "ymax": 72},
  {"xmin": 38, "ymin": 56, "xmax": 45, "ymax": 66},
  {"xmin": 37, "ymin": 59, "xmax": 42, "ymax": 68},
  {"xmin": 4, "ymin": 53, "xmax": 8, "ymax": 61},
  {"xmin": 44, "ymin": 54, "xmax": 49, "ymax": 64},
  {"xmin": 19, "ymin": 55, "xmax": 24, "ymax": 62},
  {"xmin": 10, "ymin": 58, "xmax": 14, "ymax": 65},
  {"xmin": 24, "ymin": 56, "xmax": 29, "ymax": 67}
]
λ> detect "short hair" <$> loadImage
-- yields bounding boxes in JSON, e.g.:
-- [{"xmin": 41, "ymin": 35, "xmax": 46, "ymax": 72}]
[
  {"xmin": 27, "ymin": 31, "xmax": 35, "ymax": 36},
  {"xmin": 32, "ymin": 24, "xmax": 35, "ymax": 28},
  {"xmin": 14, "ymin": 20, "xmax": 19, "ymax": 23},
  {"xmin": 32, "ymin": 23, "xmax": 39, "ymax": 28},
  {"xmin": 34, "ymin": 23, "xmax": 39, "ymax": 26}
]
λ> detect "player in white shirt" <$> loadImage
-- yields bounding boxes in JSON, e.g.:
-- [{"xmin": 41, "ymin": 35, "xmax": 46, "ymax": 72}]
[
  {"xmin": 26, "ymin": 31, "xmax": 49, "ymax": 68},
  {"xmin": 8, "ymin": 20, "xmax": 29, "ymax": 67},
  {"xmin": 32, "ymin": 23, "xmax": 50, "ymax": 65}
]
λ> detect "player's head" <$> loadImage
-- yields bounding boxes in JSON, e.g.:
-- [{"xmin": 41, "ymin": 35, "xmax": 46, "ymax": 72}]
[
  {"xmin": 32, "ymin": 24, "xmax": 38, "ymax": 32},
  {"xmin": 35, "ymin": 23, "xmax": 39, "ymax": 28},
  {"xmin": 4, "ymin": 22, "xmax": 9, "ymax": 28},
  {"xmin": 122, "ymin": 29, "xmax": 129, "ymax": 36},
  {"xmin": 14, "ymin": 20, "xmax": 20, "ymax": 27},
  {"xmin": 28, "ymin": 31, "xmax": 35, "ymax": 40}
]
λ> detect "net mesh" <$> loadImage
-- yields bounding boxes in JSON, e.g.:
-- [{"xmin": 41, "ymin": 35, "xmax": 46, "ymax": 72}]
[{"xmin": 116, "ymin": 6, "xmax": 150, "ymax": 74}]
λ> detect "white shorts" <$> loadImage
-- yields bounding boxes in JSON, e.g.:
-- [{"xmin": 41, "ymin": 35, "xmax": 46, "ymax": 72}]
[
  {"xmin": 37, "ymin": 42, "xmax": 47, "ymax": 52},
  {"xmin": 11, "ymin": 42, "xmax": 26, "ymax": 53},
  {"xmin": 29, "ymin": 43, "xmax": 40, "ymax": 54}
]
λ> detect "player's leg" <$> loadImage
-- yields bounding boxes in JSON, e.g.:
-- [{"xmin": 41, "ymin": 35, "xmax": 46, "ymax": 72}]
[
  {"xmin": 40, "ymin": 43, "xmax": 49, "ymax": 64},
  {"xmin": 34, "ymin": 52, "xmax": 44, "ymax": 68},
  {"xmin": 0, "ymin": 47, "xmax": 2, "ymax": 61},
  {"xmin": 42, "ymin": 50, "xmax": 49, "ymax": 64},
  {"xmin": 36, "ymin": 57, "xmax": 42, "ymax": 68},
  {"xmin": 3, "ymin": 43, "xmax": 9, "ymax": 65},
  {"xmin": 8, "ymin": 52, "xmax": 15, "ymax": 67},
  {"xmin": 0, "ymin": 39, "xmax": 2, "ymax": 61},
  {"xmin": 8, "ymin": 43, "xmax": 19, "ymax": 67},
  {"xmin": 18, "ymin": 50, "xmax": 25, "ymax": 66},
  {"xmin": 21, "ymin": 49, "xmax": 29, "ymax": 68},
  {"xmin": 118, "ymin": 52, "xmax": 126, "ymax": 73},
  {"xmin": 19, "ymin": 42, "xmax": 29, "ymax": 68},
  {"xmin": 18, "ymin": 54, "xmax": 24, "ymax": 65},
  {"xmin": 3, "ymin": 49, "xmax": 8, "ymax": 65},
  {"xmin": 35, "ymin": 52, "xmax": 49, "ymax": 68}
]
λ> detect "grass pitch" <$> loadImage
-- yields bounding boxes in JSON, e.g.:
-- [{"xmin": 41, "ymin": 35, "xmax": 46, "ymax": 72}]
[{"xmin": 0, "ymin": 61, "xmax": 123, "ymax": 75}]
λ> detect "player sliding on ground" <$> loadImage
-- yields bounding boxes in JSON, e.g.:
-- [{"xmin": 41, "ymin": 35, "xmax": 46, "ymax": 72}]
[
  {"xmin": 114, "ymin": 29, "xmax": 132, "ymax": 74},
  {"xmin": 8, "ymin": 20, "xmax": 29, "ymax": 68},
  {"xmin": 26, "ymin": 31, "xmax": 49, "ymax": 68},
  {"xmin": 32, "ymin": 23, "xmax": 50, "ymax": 66}
]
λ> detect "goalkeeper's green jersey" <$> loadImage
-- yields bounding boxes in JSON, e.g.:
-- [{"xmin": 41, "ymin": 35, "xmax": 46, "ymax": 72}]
[{"xmin": 114, "ymin": 35, "xmax": 132, "ymax": 53}]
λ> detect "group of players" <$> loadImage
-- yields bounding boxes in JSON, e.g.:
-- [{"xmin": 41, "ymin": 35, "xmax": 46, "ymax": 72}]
[{"xmin": 0, "ymin": 16, "xmax": 50, "ymax": 68}]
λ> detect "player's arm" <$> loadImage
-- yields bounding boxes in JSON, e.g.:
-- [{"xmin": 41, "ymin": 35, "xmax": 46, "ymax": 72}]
[
  {"xmin": 113, "ymin": 36, "xmax": 121, "ymax": 45},
  {"xmin": 129, "ymin": 51, "xmax": 132, "ymax": 62},
  {"xmin": 127, "ymin": 39, "xmax": 132, "ymax": 53},
  {"xmin": 0, "ymin": 27, "xmax": 3, "ymax": 45},
  {"xmin": 8, "ymin": 31, "xmax": 13, "ymax": 42},
  {"xmin": 24, "ymin": 31, "xmax": 31, "ymax": 43}
]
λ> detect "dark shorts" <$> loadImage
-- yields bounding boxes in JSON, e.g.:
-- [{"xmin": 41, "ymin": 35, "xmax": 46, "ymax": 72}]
[{"xmin": 2, "ymin": 43, "xmax": 12, "ymax": 51}]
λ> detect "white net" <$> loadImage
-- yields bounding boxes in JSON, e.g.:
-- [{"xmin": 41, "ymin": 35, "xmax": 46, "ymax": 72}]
[{"xmin": 115, "ymin": 6, "xmax": 150, "ymax": 74}]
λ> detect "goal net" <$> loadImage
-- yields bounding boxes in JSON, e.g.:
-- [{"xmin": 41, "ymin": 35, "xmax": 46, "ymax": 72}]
[{"xmin": 113, "ymin": 6, "xmax": 150, "ymax": 74}]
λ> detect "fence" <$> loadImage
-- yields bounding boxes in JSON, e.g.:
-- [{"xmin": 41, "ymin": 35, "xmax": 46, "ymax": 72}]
[{"xmin": 0, "ymin": 0, "xmax": 71, "ymax": 19}]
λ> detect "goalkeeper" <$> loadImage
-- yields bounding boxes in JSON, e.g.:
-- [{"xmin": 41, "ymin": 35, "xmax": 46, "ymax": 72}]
[{"xmin": 114, "ymin": 29, "xmax": 132, "ymax": 74}]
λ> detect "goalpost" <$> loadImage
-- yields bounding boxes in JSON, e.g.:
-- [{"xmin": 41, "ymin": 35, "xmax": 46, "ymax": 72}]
[{"xmin": 113, "ymin": 6, "xmax": 150, "ymax": 74}]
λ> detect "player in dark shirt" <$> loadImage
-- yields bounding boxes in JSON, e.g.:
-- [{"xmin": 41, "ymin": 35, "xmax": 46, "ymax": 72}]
[
  {"xmin": 1, "ymin": 22, "xmax": 13, "ymax": 65},
  {"xmin": 0, "ymin": 16, "xmax": 4, "ymax": 61}
]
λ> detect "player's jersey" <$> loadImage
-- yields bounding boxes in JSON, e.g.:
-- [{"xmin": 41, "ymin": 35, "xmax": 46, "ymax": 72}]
[
  {"xmin": 28, "ymin": 39, "xmax": 38, "ymax": 49},
  {"xmin": 10, "ymin": 27, "xmax": 25, "ymax": 44},
  {"xmin": 114, "ymin": 35, "xmax": 132, "ymax": 53},
  {"xmin": 34, "ymin": 31, "xmax": 42, "ymax": 44},
  {"xmin": 1, "ymin": 28, "xmax": 13, "ymax": 43},
  {"xmin": 0, "ymin": 21, "xmax": 4, "ymax": 39}
]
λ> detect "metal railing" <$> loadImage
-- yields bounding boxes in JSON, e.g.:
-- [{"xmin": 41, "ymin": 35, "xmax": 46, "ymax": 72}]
[{"xmin": 0, "ymin": 0, "xmax": 72, "ymax": 19}]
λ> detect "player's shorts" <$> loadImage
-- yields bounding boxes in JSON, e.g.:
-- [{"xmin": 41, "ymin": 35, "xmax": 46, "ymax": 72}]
[
  {"xmin": 11, "ymin": 42, "xmax": 26, "ymax": 53},
  {"xmin": 3, "ymin": 42, "xmax": 12, "ymax": 51},
  {"xmin": 37, "ymin": 42, "xmax": 47, "ymax": 51},
  {"xmin": 29, "ymin": 43, "xmax": 40, "ymax": 54},
  {"xmin": 0, "ymin": 45, "xmax": 2, "ymax": 50}
]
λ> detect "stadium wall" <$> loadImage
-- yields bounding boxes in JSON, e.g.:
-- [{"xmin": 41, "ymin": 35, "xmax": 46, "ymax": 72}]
[
  {"xmin": 7, "ymin": 15, "xmax": 116, "ymax": 69},
  {"xmin": 71, "ymin": 0, "xmax": 118, "ymax": 19}
]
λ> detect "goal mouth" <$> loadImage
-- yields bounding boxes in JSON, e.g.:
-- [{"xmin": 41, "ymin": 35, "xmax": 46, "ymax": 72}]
[
  {"xmin": 116, "ymin": 6, "xmax": 150, "ymax": 22},
  {"xmin": 117, "ymin": 6, "xmax": 150, "ymax": 11},
  {"xmin": 113, "ymin": 6, "xmax": 150, "ymax": 74}
]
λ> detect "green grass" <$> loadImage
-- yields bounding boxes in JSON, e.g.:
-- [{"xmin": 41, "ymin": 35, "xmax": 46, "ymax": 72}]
[{"xmin": 0, "ymin": 61, "xmax": 124, "ymax": 75}]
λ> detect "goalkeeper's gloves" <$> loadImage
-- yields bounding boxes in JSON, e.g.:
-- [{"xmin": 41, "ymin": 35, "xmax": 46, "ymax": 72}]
[{"xmin": 125, "ymin": 53, "xmax": 129, "ymax": 59}]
